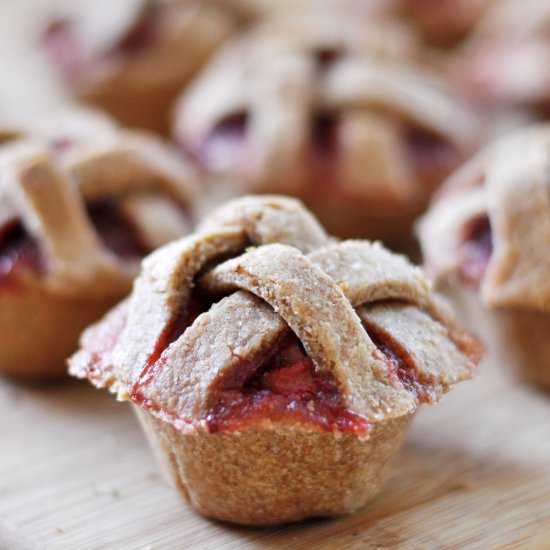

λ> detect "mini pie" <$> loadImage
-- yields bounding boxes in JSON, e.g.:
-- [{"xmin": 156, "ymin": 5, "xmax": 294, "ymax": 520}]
[
  {"xmin": 418, "ymin": 126, "xmax": 550, "ymax": 389},
  {"xmin": 70, "ymin": 195, "xmax": 480, "ymax": 525},
  {"xmin": 174, "ymin": 15, "xmax": 479, "ymax": 246},
  {"xmin": 454, "ymin": 0, "xmax": 550, "ymax": 112},
  {"xmin": 41, "ymin": 0, "xmax": 238, "ymax": 134},
  {"xmin": 0, "ymin": 107, "xmax": 198, "ymax": 380}
]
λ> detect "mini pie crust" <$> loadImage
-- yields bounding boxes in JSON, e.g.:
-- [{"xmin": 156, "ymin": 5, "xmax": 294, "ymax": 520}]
[
  {"xmin": 455, "ymin": 0, "xmax": 550, "ymax": 109},
  {"xmin": 0, "ymin": 107, "xmax": 199, "ymax": 380},
  {"xmin": 418, "ymin": 125, "xmax": 550, "ymax": 389},
  {"xmin": 42, "ymin": 0, "xmax": 238, "ymax": 134},
  {"xmin": 174, "ymin": 15, "xmax": 479, "ymax": 245},
  {"xmin": 71, "ymin": 195, "xmax": 480, "ymax": 525}
]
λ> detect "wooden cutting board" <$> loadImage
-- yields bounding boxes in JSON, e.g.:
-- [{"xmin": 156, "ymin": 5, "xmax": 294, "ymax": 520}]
[{"xmin": 1, "ymin": 357, "xmax": 549, "ymax": 550}]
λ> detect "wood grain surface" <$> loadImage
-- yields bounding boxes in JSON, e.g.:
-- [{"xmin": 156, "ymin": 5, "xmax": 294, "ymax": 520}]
[{"xmin": 1, "ymin": 359, "xmax": 549, "ymax": 550}]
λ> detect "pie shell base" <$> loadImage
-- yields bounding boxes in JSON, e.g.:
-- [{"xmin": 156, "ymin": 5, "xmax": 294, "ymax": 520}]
[
  {"xmin": 0, "ymin": 283, "xmax": 120, "ymax": 381},
  {"xmin": 442, "ymin": 282, "xmax": 550, "ymax": 391},
  {"xmin": 134, "ymin": 405, "xmax": 413, "ymax": 525}
]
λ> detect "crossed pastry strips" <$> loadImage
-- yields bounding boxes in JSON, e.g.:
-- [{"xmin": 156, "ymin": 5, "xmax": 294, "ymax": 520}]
[
  {"xmin": 72, "ymin": 196, "xmax": 479, "ymax": 431},
  {"xmin": 419, "ymin": 125, "xmax": 550, "ymax": 312},
  {"xmin": 0, "ymin": 107, "xmax": 198, "ymax": 379},
  {"xmin": 174, "ymin": 16, "xmax": 478, "ymax": 241},
  {"xmin": 0, "ymin": 107, "xmax": 198, "ymax": 297}
]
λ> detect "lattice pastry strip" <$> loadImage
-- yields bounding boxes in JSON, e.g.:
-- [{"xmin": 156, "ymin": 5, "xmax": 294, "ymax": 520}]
[
  {"xmin": 0, "ymin": 108, "xmax": 198, "ymax": 298},
  {"xmin": 1, "ymin": 142, "xmax": 129, "ymax": 296}
]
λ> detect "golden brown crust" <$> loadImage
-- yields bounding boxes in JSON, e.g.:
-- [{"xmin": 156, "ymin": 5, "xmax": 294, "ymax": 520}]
[
  {"xmin": 198, "ymin": 194, "xmax": 330, "ymax": 254},
  {"xmin": 0, "ymin": 127, "xmax": 23, "ymax": 146},
  {"xmin": 0, "ymin": 107, "xmax": 199, "ymax": 380},
  {"xmin": 135, "ymin": 406, "xmax": 412, "ymax": 526},
  {"xmin": 71, "ymin": 195, "xmax": 479, "ymax": 524},
  {"xmin": 1, "ymin": 285, "xmax": 120, "ymax": 381}
]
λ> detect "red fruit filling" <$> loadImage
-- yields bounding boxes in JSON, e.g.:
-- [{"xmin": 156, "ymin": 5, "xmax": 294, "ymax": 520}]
[
  {"xmin": 312, "ymin": 111, "xmax": 341, "ymax": 159},
  {"xmin": 204, "ymin": 334, "xmax": 369, "ymax": 434},
  {"xmin": 0, "ymin": 199, "xmax": 152, "ymax": 289},
  {"xmin": 458, "ymin": 214, "xmax": 493, "ymax": 287},
  {"xmin": 115, "ymin": 5, "xmax": 158, "ymax": 57},
  {"xmin": 0, "ymin": 221, "xmax": 44, "ymax": 288},
  {"xmin": 87, "ymin": 198, "xmax": 148, "ymax": 260},
  {"xmin": 49, "ymin": 137, "xmax": 75, "ymax": 155},
  {"xmin": 313, "ymin": 47, "xmax": 343, "ymax": 68},
  {"xmin": 41, "ymin": 20, "xmax": 84, "ymax": 77},
  {"xmin": 362, "ymin": 317, "xmax": 438, "ymax": 403},
  {"xmin": 198, "ymin": 112, "xmax": 249, "ymax": 173},
  {"xmin": 74, "ymin": 300, "xmax": 130, "ymax": 381},
  {"xmin": 403, "ymin": 125, "xmax": 458, "ymax": 191}
]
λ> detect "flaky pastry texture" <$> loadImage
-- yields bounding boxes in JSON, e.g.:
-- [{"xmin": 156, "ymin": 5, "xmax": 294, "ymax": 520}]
[{"xmin": 0, "ymin": 106, "xmax": 198, "ymax": 379}]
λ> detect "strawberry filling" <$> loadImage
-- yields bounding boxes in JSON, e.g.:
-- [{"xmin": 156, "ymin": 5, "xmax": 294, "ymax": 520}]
[
  {"xmin": 362, "ymin": 318, "xmax": 439, "ymax": 403},
  {"xmin": 197, "ymin": 112, "xmax": 250, "ymax": 174},
  {"xmin": 87, "ymin": 199, "xmax": 148, "ymax": 260},
  {"xmin": 205, "ymin": 335, "xmax": 369, "ymax": 434},
  {"xmin": 72, "ymin": 300, "xmax": 130, "ymax": 382},
  {"xmin": 403, "ymin": 126, "xmax": 459, "ymax": 192},
  {"xmin": 458, "ymin": 214, "xmax": 493, "ymax": 287},
  {"xmin": 0, "ymin": 200, "xmax": 149, "ymax": 289},
  {"xmin": 42, "ymin": 7, "xmax": 158, "ymax": 79},
  {"xmin": 311, "ymin": 111, "xmax": 341, "ymax": 164},
  {"xmin": 0, "ymin": 221, "xmax": 44, "ymax": 288},
  {"xmin": 116, "ymin": 6, "xmax": 158, "ymax": 57},
  {"xmin": 41, "ymin": 20, "xmax": 84, "ymax": 77}
]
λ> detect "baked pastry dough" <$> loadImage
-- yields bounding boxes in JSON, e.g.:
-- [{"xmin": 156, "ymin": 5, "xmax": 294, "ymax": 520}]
[
  {"xmin": 219, "ymin": 0, "xmax": 393, "ymax": 19},
  {"xmin": 0, "ymin": 107, "xmax": 198, "ymax": 380},
  {"xmin": 455, "ymin": 0, "xmax": 550, "ymax": 111},
  {"xmin": 398, "ymin": 0, "xmax": 492, "ymax": 46},
  {"xmin": 41, "ymin": 0, "xmax": 237, "ymax": 134},
  {"xmin": 174, "ymin": 15, "xmax": 479, "ymax": 245},
  {"xmin": 71, "ymin": 195, "xmax": 480, "ymax": 525},
  {"xmin": 418, "ymin": 126, "xmax": 550, "ymax": 389}
]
